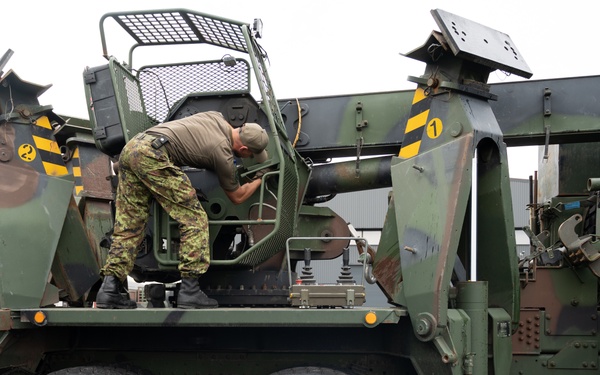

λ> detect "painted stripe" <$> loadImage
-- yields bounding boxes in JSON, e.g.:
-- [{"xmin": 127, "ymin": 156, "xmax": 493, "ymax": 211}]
[
  {"xmin": 399, "ymin": 141, "xmax": 422, "ymax": 159},
  {"xmin": 412, "ymin": 87, "xmax": 427, "ymax": 104},
  {"xmin": 72, "ymin": 147, "xmax": 83, "ymax": 195},
  {"xmin": 35, "ymin": 116, "xmax": 53, "ymax": 129},
  {"xmin": 399, "ymin": 87, "xmax": 433, "ymax": 159},
  {"xmin": 31, "ymin": 119, "xmax": 69, "ymax": 176},
  {"xmin": 402, "ymin": 128, "xmax": 426, "ymax": 147},
  {"xmin": 42, "ymin": 161, "xmax": 69, "ymax": 176},
  {"xmin": 32, "ymin": 135, "xmax": 61, "ymax": 154},
  {"xmin": 37, "ymin": 150, "xmax": 65, "ymax": 166},
  {"xmin": 404, "ymin": 109, "xmax": 430, "ymax": 133}
]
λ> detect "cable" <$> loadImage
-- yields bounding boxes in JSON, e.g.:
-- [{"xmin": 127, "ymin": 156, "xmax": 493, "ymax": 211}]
[{"xmin": 292, "ymin": 98, "xmax": 302, "ymax": 148}]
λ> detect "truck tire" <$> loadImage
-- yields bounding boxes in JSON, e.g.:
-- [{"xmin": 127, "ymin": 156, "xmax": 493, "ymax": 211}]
[
  {"xmin": 270, "ymin": 367, "xmax": 349, "ymax": 375},
  {"xmin": 48, "ymin": 366, "xmax": 146, "ymax": 375}
]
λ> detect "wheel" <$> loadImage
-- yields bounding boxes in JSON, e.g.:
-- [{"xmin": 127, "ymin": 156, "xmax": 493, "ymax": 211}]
[
  {"xmin": 270, "ymin": 367, "xmax": 350, "ymax": 375},
  {"xmin": 48, "ymin": 366, "xmax": 149, "ymax": 375}
]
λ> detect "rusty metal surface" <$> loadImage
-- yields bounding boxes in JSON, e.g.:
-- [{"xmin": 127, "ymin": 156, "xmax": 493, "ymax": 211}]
[
  {"xmin": 76, "ymin": 143, "xmax": 113, "ymax": 200},
  {"xmin": 512, "ymin": 309, "xmax": 542, "ymax": 354},
  {"xmin": 520, "ymin": 267, "xmax": 597, "ymax": 336},
  {"xmin": 0, "ymin": 310, "xmax": 12, "ymax": 331}
]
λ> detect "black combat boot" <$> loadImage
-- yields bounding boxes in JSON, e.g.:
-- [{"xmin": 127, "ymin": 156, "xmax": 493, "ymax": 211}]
[
  {"xmin": 96, "ymin": 276, "xmax": 137, "ymax": 309},
  {"xmin": 177, "ymin": 278, "xmax": 218, "ymax": 309}
]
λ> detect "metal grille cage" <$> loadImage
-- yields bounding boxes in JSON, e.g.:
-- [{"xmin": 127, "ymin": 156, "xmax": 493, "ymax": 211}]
[
  {"xmin": 98, "ymin": 9, "xmax": 304, "ymax": 268},
  {"xmin": 237, "ymin": 161, "xmax": 299, "ymax": 266},
  {"xmin": 138, "ymin": 60, "xmax": 250, "ymax": 123},
  {"xmin": 112, "ymin": 10, "xmax": 248, "ymax": 53}
]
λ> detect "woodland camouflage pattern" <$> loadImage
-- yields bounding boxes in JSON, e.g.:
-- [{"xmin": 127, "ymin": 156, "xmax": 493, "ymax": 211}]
[{"xmin": 101, "ymin": 133, "xmax": 210, "ymax": 279}]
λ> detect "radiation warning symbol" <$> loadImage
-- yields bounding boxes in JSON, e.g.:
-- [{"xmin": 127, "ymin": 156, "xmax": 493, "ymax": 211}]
[
  {"xmin": 18, "ymin": 144, "xmax": 36, "ymax": 162},
  {"xmin": 426, "ymin": 118, "xmax": 443, "ymax": 139}
]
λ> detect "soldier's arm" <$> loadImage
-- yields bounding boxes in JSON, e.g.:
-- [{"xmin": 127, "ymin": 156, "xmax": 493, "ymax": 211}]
[{"xmin": 224, "ymin": 178, "xmax": 262, "ymax": 205}]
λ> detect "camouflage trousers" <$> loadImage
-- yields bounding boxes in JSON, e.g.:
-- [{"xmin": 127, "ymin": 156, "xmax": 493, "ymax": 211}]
[{"xmin": 101, "ymin": 133, "xmax": 210, "ymax": 280}]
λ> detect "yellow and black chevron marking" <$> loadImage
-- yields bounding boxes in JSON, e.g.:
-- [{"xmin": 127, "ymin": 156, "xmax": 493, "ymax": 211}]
[
  {"xmin": 31, "ymin": 116, "xmax": 68, "ymax": 176},
  {"xmin": 399, "ymin": 88, "xmax": 433, "ymax": 159},
  {"xmin": 72, "ymin": 147, "xmax": 84, "ymax": 195}
]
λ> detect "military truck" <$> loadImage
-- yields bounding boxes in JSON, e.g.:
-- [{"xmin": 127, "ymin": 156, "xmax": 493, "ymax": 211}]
[{"xmin": 0, "ymin": 7, "xmax": 598, "ymax": 374}]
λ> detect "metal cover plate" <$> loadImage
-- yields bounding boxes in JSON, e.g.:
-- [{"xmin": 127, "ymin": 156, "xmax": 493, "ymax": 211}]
[{"xmin": 431, "ymin": 9, "xmax": 533, "ymax": 78}]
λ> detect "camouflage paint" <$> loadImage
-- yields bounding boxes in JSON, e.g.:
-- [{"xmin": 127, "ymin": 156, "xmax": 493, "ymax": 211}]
[
  {"xmin": 376, "ymin": 11, "xmax": 523, "ymax": 372},
  {"xmin": 278, "ymin": 75, "xmax": 600, "ymax": 158},
  {"xmin": 0, "ymin": 72, "xmax": 98, "ymax": 308},
  {"xmin": 0, "ymin": 7, "xmax": 598, "ymax": 375}
]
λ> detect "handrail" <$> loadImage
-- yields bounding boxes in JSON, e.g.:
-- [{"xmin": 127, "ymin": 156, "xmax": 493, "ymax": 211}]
[{"xmin": 152, "ymin": 170, "xmax": 279, "ymax": 266}]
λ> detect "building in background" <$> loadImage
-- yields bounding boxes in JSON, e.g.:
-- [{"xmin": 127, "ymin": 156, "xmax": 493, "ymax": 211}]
[{"xmin": 306, "ymin": 179, "xmax": 532, "ymax": 307}]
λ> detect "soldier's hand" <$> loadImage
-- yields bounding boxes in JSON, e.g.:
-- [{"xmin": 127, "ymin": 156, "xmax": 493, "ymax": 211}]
[{"xmin": 254, "ymin": 167, "xmax": 271, "ymax": 180}]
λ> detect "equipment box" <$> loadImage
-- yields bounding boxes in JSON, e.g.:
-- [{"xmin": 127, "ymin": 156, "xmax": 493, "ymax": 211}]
[{"xmin": 83, "ymin": 58, "xmax": 151, "ymax": 156}]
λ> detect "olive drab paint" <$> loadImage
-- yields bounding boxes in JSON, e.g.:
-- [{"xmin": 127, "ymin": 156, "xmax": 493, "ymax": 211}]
[{"xmin": 0, "ymin": 7, "xmax": 598, "ymax": 375}]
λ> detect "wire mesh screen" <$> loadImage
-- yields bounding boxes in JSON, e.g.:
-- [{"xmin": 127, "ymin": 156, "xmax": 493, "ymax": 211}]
[
  {"xmin": 138, "ymin": 60, "xmax": 250, "ymax": 123},
  {"xmin": 110, "ymin": 59, "xmax": 155, "ymax": 140},
  {"xmin": 114, "ymin": 11, "xmax": 248, "ymax": 53}
]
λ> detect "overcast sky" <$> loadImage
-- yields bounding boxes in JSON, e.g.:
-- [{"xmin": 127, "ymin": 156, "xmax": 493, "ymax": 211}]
[{"xmin": 2, "ymin": 1, "xmax": 598, "ymax": 178}]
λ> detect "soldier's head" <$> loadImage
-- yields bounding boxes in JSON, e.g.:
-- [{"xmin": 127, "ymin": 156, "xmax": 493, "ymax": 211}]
[{"xmin": 234, "ymin": 123, "xmax": 269, "ymax": 162}]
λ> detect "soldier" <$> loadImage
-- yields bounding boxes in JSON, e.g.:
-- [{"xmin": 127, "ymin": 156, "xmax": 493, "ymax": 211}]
[{"xmin": 96, "ymin": 111, "xmax": 269, "ymax": 309}]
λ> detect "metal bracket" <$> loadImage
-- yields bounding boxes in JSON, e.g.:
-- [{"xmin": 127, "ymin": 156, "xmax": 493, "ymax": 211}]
[
  {"xmin": 355, "ymin": 102, "xmax": 367, "ymax": 177},
  {"xmin": 289, "ymin": 284, "xmax": 366, "ymax": 308},
  {"xmin": 558, "ymin": 214, "xmax": 600, "ymax": 277},
  {"xmin": 355, "ymin": 102, "xmax": 368, "ymax": 130},
  {"xmin": 543, "ymin": 88, "xmax": 552, "ymax": 160}
]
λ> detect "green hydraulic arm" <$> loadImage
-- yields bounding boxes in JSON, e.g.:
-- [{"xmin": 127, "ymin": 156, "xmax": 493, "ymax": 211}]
[
  {"xmin": 295, "ymin": 9, "xmax": 533, "ymax": 374},
  {"xmin": 279, "ymin": 75, "xmax": 600, "ymax": 163},
  {"xmin": 383, "ymin": 9, "xmax": 528, "ymax": 374}
]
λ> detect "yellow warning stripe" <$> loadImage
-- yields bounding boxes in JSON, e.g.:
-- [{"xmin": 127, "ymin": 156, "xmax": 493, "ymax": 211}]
[
  {"xmin": 42, "ymin": 161, "xmax": 69, "ymax": 176},
  {"xmin": 32, "ymin": 116, "xmax": 69, "ymax": 176},
  {"xmin": 32, "ymin": 135, "xmax": 61, "ymax": 154},
  {"xmin": 404, "ymin": 109, "xmax": 430, "ymax": 133},
  {"xmin": 399, "ymin": 88, "xmax": 431, "ymax": 159},
  {"xmin": 412, "ymin": 87, "xmax": 427, "ymax": 104},
  {"xmin": 399, "ymin": 141, "xmax": 422, "ymax": 159},
  {"xmin": 35, "ymin": 116, "xmax": 53, "ymax": 129},
  {"xmin": 72, "ymin": 147, "xmax": 84, "ymax": 196},
  {"xmin": 33, "ymin": 135, "xmax": 68, "ymax": 176}
]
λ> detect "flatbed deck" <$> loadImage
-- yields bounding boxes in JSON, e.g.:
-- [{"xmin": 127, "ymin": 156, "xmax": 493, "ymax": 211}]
[{"xmin": 12, "ymin": 307, "xmax": 406, "ymax": 329}]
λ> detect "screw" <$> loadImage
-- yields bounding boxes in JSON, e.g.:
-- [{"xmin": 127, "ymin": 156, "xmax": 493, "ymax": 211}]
[{"xmin": 404, "ymin": 246, "xmax": 417, "ymax": 254}]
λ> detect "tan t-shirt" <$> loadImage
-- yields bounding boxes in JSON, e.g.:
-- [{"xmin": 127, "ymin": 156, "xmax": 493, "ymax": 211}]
[{"xmin": 148, "ymin": 111, "xmax": 239, "ymax": 192}]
